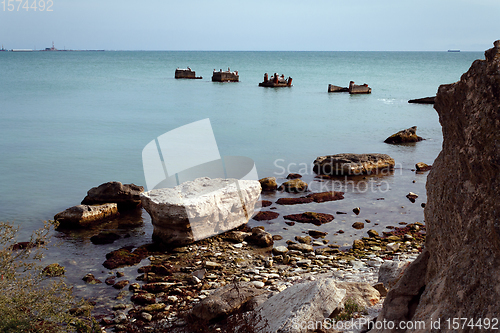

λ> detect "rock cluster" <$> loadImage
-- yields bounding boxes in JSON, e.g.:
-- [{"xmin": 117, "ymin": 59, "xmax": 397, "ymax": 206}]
[
  {"xmin": 54, "ymin": 181, "xmax": 143, "ymax": 229},
  {"xmin": 374, "ymin": 40, "xmax": 500, "ymax": 332}
]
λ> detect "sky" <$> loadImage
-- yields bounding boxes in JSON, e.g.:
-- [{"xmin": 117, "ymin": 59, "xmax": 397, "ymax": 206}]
[{"xmin": 0, "ymin": 0, "xmax": 498, "ymax": 51}]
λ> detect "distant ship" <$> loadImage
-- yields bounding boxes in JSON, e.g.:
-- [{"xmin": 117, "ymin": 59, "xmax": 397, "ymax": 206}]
[
  {"xmin": 0, "ymin": 45, "xmax": 6, "ymax": 51},
  {"xmin": 43, "ymin": 41, "xmax": 57, "ymax": 51},
  {"xmin": 448, "ymin": 49, "xmax": 460, "ymax": 52}
]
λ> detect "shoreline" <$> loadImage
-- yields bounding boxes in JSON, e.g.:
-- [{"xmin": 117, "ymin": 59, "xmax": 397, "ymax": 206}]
[{"xmin": 43, "ymin": 170, "xmax": 428, "ymax": 331}]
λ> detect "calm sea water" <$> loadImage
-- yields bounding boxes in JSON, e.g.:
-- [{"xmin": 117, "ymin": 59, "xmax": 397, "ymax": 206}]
[{"xmin": 0, "ymin": 51, "xmax": 482, "ymax": 309}]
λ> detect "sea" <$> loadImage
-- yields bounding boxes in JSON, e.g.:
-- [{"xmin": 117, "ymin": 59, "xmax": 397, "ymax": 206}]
[{"xmin": 0, "ymin": 50, "xmax": 482, "ymax": 310}]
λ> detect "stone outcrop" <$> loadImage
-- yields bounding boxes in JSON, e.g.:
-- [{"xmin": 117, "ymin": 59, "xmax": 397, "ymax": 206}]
[
  {"xmin": 140, "ymin": 177, "xmax": 261, "ymax": 247},
  {"xmin": 373, "ymin": 40, "xmax": 500, "ymax": 332},
  {"xmin": 54, "ymin": 203, "xmax": 119, "ymax": 229},
  {"xmin": 408, "ymin": 96, "xmax": 435, "ymax": 104},
  {"xmin": 81, "ymin": 181, "xmax": 144, "ymax": 210},
  {"xmin": 384, "ymin": 126, "xmax": 423, "ymax": 144},
  {"xmin": 313, "ymin": 153, "xmax": 395, "ymax": 176}
]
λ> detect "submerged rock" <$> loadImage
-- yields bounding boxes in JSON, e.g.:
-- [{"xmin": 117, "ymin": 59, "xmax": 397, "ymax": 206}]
[
  {"xmin": 384, "ymin": 126, "xmax": 423, "ymax": 144},
  {"xmin": 252, "ymin": 211, "xmax": 279, "ymax": 221},
  {"xmin": 275, "ymin": 191, "xmax": 344, "ymax": 206},
  {"xmin": 245, "ymin": 227, "xmax": 274, "ymax": 247},
  {"xmin": 283, "ymin": 212, "xmax": 334, "ymax": 226},
  {"xmin": 141, "ymin": 177, "xmax": 261, "ymax": 247},
  {"xmin": 90, "ymin": 231, "xmax": 121, "ymax": 245},
  {"xmin": 313, "ymin": 153, "xmax": 395, "ymax": 176},
  {"xmin": 408, "ymin": 96, "xmax": 435, "ymax": 104},
  {"xmin": 278, "ymin": 178, "xmax": 308, "ymax": 193}
]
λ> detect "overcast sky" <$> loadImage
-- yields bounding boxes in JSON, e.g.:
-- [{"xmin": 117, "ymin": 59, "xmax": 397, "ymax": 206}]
[{"xmin": 0, "ymin": 0, "xmax": 498, "ymax": 51}]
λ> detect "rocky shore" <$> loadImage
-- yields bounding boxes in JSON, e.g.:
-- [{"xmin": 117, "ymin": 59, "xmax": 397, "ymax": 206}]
[{"xmin": 76, "ymin": 215, "xmax": 425, "ymax": 332}]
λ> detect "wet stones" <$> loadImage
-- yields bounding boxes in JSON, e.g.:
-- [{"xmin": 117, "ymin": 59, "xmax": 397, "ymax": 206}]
[
  {"xmin": 283, "ymin": 212, "xmax": 334, "ymax": 226},
  {"xmin": 90, "ymin": 231, "xmax": 121, "ymax": 245},
  {"xmin": 406, "ymin": 192, "xmax": 418, "ymax": 203},
  {"xmin": 307, "ymin": 191, "xmax": 344, "ymax": 202},
  {"xmin": 308, "ymin": 230, "xmax": 328, "ymax": 238},
  {"xmin": 272, "ymin": 246, "xmax": 289, "ymax": 255},
  {"xmin": 246, "ymin": 227, "xmax": 274, "ymax": 247},
  {"xmin": 131, "ymin": 292, "xmax": 156, "ymax": 305},
  {"xmin": 275, "ymin": 191, "xmax": 344, "ymax": 205},
  {"xmin": 82, "ymin": 273, "xmax": 102, "ymax": 284},
  {"xmin": 252, "ymin": 211, "xmax": 279, "ymax": 221},
  {"xmin": 259, "ymin": 177, "xmax": 278, "ymax": 191},
  {"xmin": 103, "ymin": 245, "xmax": 150, "ymax": 270},
  {"xmin": 278, "ymin": 179, "xmax": 308, "ymax": 193},
  {"xmin": 295, "ymin": 235, "xmax": 312, "ymax": 244},
  {"xmin": 287, "ymin": 243, "xmax": 314, "ymax": 253},
  {"xmin": 276, "ymin": 197, "xmax": 313, "ymax": 205},
  {"xmin": 352, "ymin": 222, "xmax": 365, "ymax": 230},
  {"xmin": 42, "ymin": 263, "xmax": 65, "ymax": 277},
  {"xmin": 54, "ymin": 203, "xmax": 119, "ymax": 229},
  {"xmin": 415, "ymin": 162, "xmax": 432, "ymax": 171},
  {"xmin": 313, "ymin": 153, "xmax": 395, "ymax": 176}
]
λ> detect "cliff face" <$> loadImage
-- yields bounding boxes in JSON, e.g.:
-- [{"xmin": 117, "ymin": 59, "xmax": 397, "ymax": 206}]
[{"xmin": 374, "ymin": 40, "xmax": 500, "ymax": 332}]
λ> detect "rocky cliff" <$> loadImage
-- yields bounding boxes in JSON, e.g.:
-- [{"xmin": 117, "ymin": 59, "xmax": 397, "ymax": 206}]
[{"xmin": 373, "ymin": 40, "xmax": 500, "ymax": 332}]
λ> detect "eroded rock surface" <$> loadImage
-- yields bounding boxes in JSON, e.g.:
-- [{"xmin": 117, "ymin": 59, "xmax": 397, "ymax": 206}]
[
  {"xmin": 141, "ymin": 177, "xmax": 261, "ymax": 247},
  {"xmin": 81, "ymin": 181, "xmax": 144, "ymax": 209},
  {"xmin": 384, "ymin": 126, "xmax": 423, "ymax": 144},
  {"xmin": 54, "ymin": 203, "xmax": 119, "ymax": 229}
]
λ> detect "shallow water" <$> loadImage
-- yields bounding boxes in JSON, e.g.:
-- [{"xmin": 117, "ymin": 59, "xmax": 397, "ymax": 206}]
[{"xmin": 0, "ymin": 50, "xmax": 482, "ymax": 311}]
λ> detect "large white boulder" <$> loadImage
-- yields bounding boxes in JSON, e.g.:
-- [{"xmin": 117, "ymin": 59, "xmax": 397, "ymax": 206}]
[
  {"xmin": 141, "ymin": 177, "xmax": 261, "ymax": 246},
  {"xmin": 254, "ymin": 278, "xmax": 346, "ymax": 333}
]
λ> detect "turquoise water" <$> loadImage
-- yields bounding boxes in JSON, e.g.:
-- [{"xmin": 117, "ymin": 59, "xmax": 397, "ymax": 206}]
[
  {"xmin": 0, "ymin": 51, "xmax": 481, "ymax": 229},
  {"xmin": 0, "ymin": 51, "xmax": 483, "ymax": 310}
]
